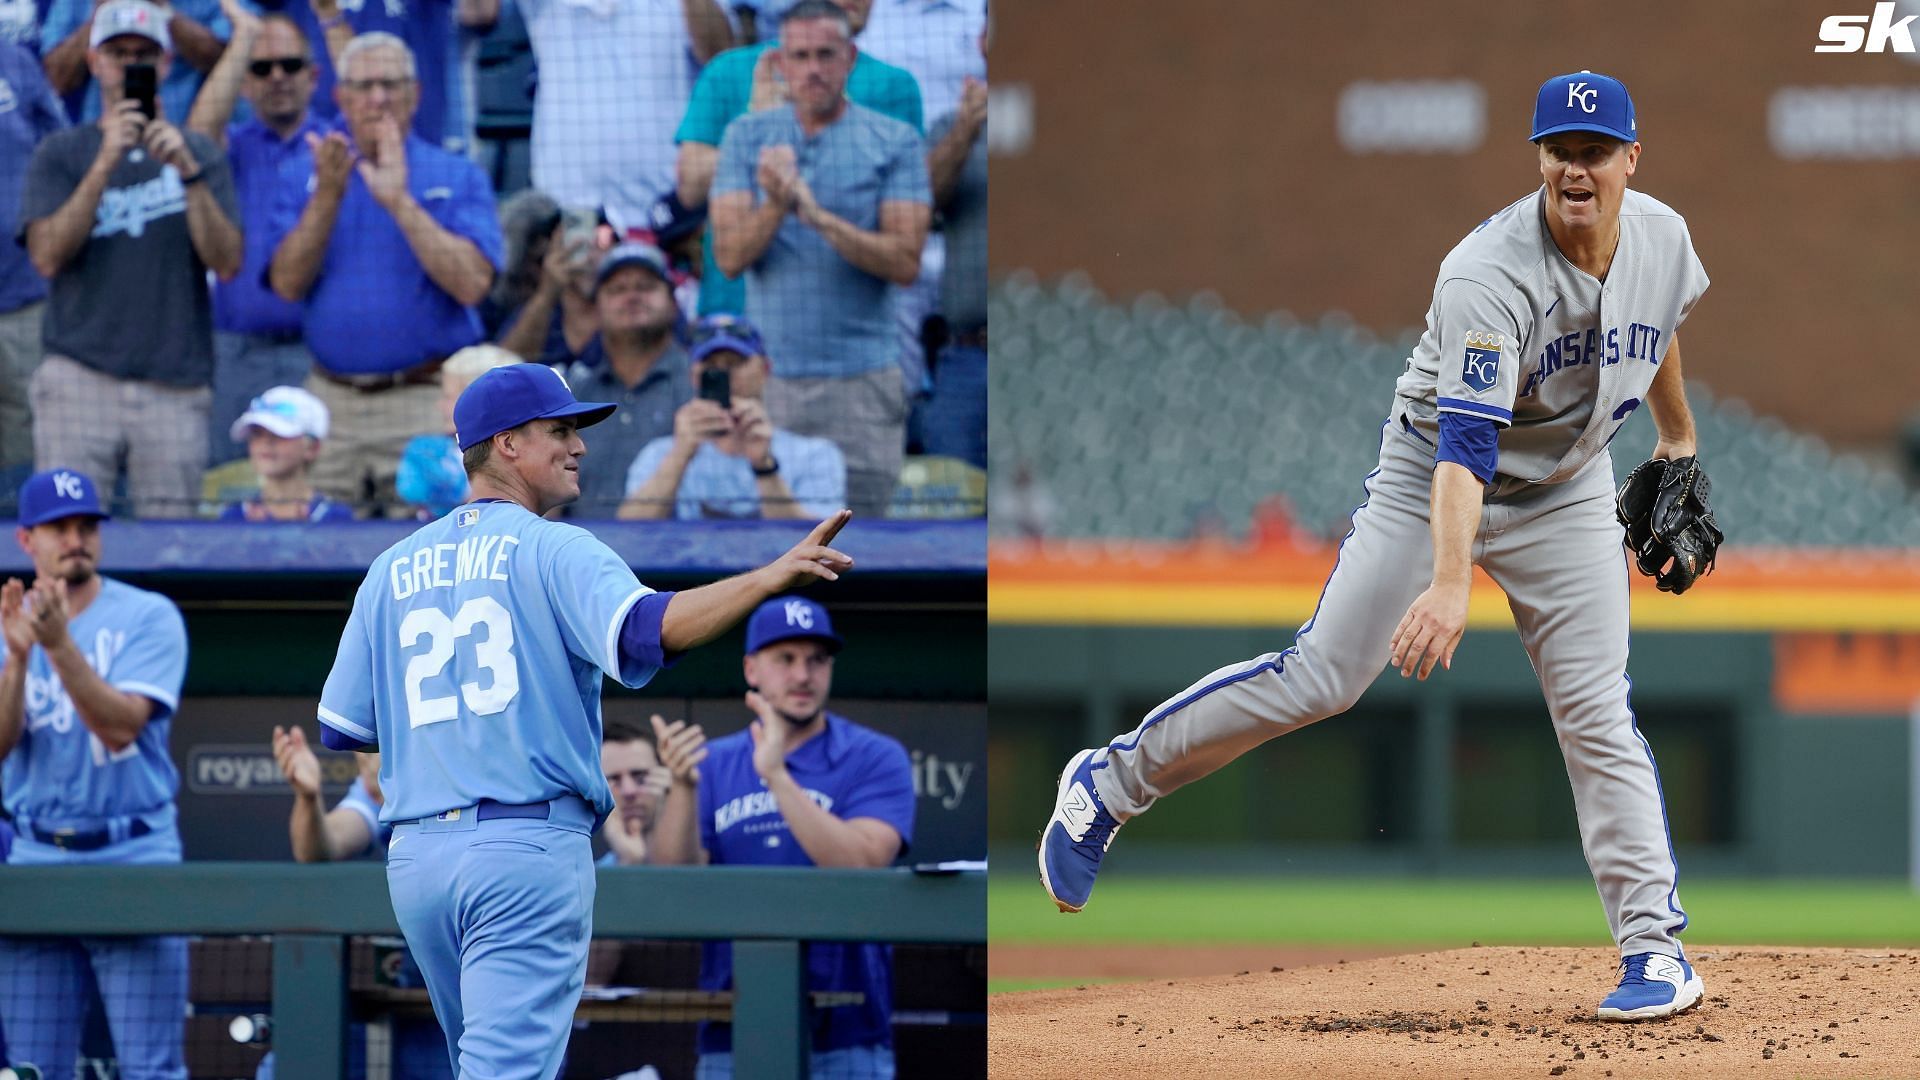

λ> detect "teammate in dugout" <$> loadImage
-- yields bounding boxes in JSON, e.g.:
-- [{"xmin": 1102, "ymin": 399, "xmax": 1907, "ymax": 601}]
[
  {"xmin": 648, "ymin": 595, "xmax": 916, "ymax": 1079},
  {"xmin": 1041, "ymin": 71, "xmax": 1713, "ymax": 1022},
  {"xmin": 0, "ymin": 469, "xmax": 191, "ymax": 1078},
  {"xmin": 315, "ymin": 361, "xmax": 856, "ymax": 1078}
]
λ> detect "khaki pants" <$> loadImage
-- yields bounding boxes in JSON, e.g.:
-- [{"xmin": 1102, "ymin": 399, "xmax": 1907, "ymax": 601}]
[
  {"xmin": 30, "ymin": 354, "xmax": 210, "ymax": 519},
  {"xmin": 0, "ymin": 302, "xmax": 45, "ymax": 474},
  {"xmin": 765, "ymin": 365, "xmax": 908, "ymax": 519},
  {"xmin": 305, "ymin": 374, "xmax": 441, "ymax": 514}
]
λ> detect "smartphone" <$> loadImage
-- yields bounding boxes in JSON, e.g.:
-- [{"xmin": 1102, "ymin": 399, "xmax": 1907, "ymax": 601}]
[
  {"xmin": 124, "ymin": 63, "xmax": 157, "ymax": 119},
  {"xmin": 698, "ymin": 368, "xmax": 731, "ymax": 411}
]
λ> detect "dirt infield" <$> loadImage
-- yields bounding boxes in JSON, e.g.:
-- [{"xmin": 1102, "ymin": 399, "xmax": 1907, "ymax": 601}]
[{"xmin": 989, "ymin": 946, "xmax": 1920, "ymax": 1078}]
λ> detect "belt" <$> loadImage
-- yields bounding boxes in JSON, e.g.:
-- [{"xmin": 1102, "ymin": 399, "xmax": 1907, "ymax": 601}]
[
  {"xmin": 949, "ymin": 326, "xmax": 987, "ymax": 348},
  {"xmin": 474, "ymin": 799, "xmax": 552, "ymax": 821},
  {"xmin": 316, "ymin": 355, "xmax": 447, "ymax": 392},
  {"xmin": 405, "ymin": 798, "xmax": 554, "ymax": 826},
  {"xmin": 31, "ymin": 819, "xmax": 152, "ymax": 852}
]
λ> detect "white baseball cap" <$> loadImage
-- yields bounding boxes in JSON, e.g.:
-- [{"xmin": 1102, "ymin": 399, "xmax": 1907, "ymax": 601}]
[
  {"xmin": 231, "ymin": 386, "xmax": 330, "ymax": 442},
  {"xmin": 90, "ymin": 0, "xmax": 172, "ymax": 53}
]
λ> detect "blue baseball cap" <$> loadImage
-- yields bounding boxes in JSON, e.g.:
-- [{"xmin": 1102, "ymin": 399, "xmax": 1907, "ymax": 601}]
[
  {"xmin": 745, "ymin": 595, "xmax": 843, "ymax": 655},
  {"xmin": 592, "ymin": 241, "xmax": 671, "ymax": 297},
  {"xmin": 1530, "ymin": 71, "xmax": 1636, "ymax": 143},
  {"xmin": 17, "ymin": 469, "xmax": 109, "ymax": 528},
  {"xmin": 453, "ymin": 364, "xmax": 617, "ymax": 451},
  {"xmin": 689, "ymin": 313, "xmax": 767, "ymax": 365}
]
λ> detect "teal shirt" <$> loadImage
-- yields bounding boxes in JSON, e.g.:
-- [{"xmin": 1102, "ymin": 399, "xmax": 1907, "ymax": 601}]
[{"xmin": 677, "ymin": 41, "xmax": 923, "ymax": 316}]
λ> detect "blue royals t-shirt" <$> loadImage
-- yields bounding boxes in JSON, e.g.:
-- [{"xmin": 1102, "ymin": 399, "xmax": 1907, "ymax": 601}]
[{"xmin": 696, "ymin": 712, "xmax": 916, "ymax": 1054}]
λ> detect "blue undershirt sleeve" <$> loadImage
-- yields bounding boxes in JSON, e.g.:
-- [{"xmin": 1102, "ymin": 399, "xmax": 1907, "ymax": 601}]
[
  {"xmin": 1436, "ymin": 413, "xmax": 1500, "ymax": 484},
  {"xmin": 320, "ymin": 724, "xmax": 376, "ymax": 752},
  {"xmin": 618, "ymin": 590, "xmax": 683, "ymax": 673}
]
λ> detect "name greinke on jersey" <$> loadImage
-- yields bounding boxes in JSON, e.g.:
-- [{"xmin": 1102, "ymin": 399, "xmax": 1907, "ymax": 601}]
[{"xmin": 389, "ymin": 534, "xmax": 522, "ymax": 600}]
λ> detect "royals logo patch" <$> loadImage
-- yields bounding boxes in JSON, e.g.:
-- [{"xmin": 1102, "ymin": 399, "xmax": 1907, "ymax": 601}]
[{"xmin": 1461, "ymin": 331, "xmax": 1503, "ymax": 393}]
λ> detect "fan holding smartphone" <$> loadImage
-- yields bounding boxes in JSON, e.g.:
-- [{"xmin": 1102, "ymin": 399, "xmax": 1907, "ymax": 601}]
[
  {"xmin": 616, "ymin": 314, "xmax": 848, "ymax": 522},
  {"xmin": 14, "ymin": 0, "xmax": 242, "ymax": 522}
]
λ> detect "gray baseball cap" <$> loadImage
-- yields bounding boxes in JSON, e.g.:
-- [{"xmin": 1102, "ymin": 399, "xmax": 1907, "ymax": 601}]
[{"xmin": 91, "ymin": 0, "xmax": 172, "ymax": 52}]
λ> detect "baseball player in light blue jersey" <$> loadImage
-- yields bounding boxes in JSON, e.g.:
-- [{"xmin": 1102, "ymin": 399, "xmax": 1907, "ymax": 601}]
[
  {"xmin": 316, "ymin": 362, "xmax": 855, "ymax": 1078},
  {"xmin": 0, "ymin": 469, "xmax": 191, "ymax": 1078},
  {"xmin": 1042, "ymin": 71, "xmax": 1712, "ymax": 1022}
]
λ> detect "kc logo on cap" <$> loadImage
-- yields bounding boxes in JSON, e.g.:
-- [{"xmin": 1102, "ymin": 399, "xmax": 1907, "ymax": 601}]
[
  {"xmin": 17, "ymin": 468, "xmax": 109, "ymax": 528},
  {"xmin": 746, "ymin": 595, "xmax": 843, "ymax": 654},
  {"xmin": 1530, "ymin": 70, "xmax": 1636, "ymax": 144}
]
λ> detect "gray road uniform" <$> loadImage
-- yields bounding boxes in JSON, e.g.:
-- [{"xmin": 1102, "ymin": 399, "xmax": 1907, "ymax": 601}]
[{"xmin": 1091, "ymin": 185, "xmax": 1709, "ymax": 960}]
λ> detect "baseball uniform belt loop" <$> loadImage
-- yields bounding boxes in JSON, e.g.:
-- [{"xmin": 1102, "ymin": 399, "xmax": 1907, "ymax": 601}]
[
  {"xmin": 314, "ymin": 355, "xmax": 449, "ymax": 393},
  {"xmin": 30, "ymin": 819, "xmax": 152, "ymax": 851}
]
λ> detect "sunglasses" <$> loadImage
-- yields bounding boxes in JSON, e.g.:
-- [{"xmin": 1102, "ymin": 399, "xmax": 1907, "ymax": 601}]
[
  {"xmin": 248, "ymin": 57, "xmax": 308, "ymax": 77},
  {"xmin": 688, "ymin": 315, "xmax": 763, "ymax": 350}
]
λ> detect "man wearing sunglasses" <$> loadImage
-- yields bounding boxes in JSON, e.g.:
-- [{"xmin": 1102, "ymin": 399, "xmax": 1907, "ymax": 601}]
[{"xmin": 189, "ymin": 0, "xmax": 330, "ymax": 468}]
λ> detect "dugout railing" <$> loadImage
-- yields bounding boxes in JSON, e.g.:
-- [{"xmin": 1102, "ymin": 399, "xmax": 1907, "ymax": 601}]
[{"xmin": 0, "ymin": 862, "xmax": 986, "ymax": 1079}]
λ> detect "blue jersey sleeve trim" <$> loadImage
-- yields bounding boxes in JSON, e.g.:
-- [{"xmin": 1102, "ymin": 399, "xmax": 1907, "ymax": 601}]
[
  {"xmin": 618, "ymin": 590, "xmax": 681, "ymax": 675},
  {"xmin": 603, "ymin": 586, "xmax": 650, "ymax": 675},
  {"xmin": 1437, "ymin": 413, "xmax": 1500, "ymax": 484},
  {"xmin": 1435, "ymin": 396, "xmax": 1513, "ymax": 426},
  {"xmin": 319, "ymin": 723, "xmax": 376, "ymax": 753},
  {"xmin": 317, "ymin": 704, "xmax": 375, "ymax": 743}
]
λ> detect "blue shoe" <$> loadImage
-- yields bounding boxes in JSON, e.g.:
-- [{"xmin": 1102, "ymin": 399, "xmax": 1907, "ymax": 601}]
[
  {"xmin": 1597, "ymin": 952, "xmax": 1704, "ymax": 1021},
  {"xmin": 1038, "ymin": 748, "xmax": 1122, "ymax": 913}
]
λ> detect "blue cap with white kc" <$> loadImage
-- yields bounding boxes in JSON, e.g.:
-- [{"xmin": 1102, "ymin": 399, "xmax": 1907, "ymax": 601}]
[
  {"xmin": 17, "ymin": 469, "xmax": 110, "ymax": 528},
  {"xmin": 1530, "ymin": 71, "xmax": 1636, "ymax": 143},
  {"xmin": 453, "ymin": 364, "xmax": 617, "ymax": 451},
  {"xmin": 745, "ymin": 595, "xmax": 843, "ymax": 655}
]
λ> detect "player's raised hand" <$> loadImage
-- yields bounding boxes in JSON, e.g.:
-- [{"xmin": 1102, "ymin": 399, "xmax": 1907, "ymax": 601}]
[
  {"xmin": 0, "ymin": 579, "xmax": 34, "ymax": 659},
  {"xmin": 272, "ymin": 724, "xmax": 323, "ymax": 798},
  {"xmin": 759, "ymin": 510, "xmax": 854, "ymax": 590},
  {"xmin": 1388, "ymin": 579, "xmax": 1470, "ymax": 681},
  {"xmin": 650, "ymin": 713, "xmax": 708, "ymax": 785},
  {"xmin": 744, "ymin": 691, "xmax": 791, "ymax": 781},
  {"xmin": 26, "ymin": 577, "xmax": 70, "ymax": 647}
]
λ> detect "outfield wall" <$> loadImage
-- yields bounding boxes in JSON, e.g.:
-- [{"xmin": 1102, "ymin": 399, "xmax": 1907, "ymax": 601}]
[{"xmin": 987, "ymin": 543, "xmax": 1918, "ymax": 877}]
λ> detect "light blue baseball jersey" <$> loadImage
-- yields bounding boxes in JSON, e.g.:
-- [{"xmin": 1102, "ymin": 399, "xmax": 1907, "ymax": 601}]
[
  {"xmin": 317, "ymin": 500, "xmax": 666, "ymax": 824},
  {"xmin": 1, "ymin": 576, "xmax": 188, "ymax": 824}
]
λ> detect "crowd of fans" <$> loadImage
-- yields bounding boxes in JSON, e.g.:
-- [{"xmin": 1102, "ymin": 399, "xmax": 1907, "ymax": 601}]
[{"xmin": 1, "ymin": 0, "xmax": 989, "ymax": 521}]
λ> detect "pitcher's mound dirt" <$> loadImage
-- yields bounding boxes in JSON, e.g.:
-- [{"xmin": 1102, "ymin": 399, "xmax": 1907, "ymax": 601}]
[{"xmin": 988, "ymin": 946, "xmax": 1920, "ymax": 1078}]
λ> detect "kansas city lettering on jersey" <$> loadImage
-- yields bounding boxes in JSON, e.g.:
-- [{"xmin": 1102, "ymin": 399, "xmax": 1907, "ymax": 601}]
[
  {"xmin": 714, "ymin": 786, "xmax": 835, "ymax": 833},
  {"xmin": 389, "ymin": 534, "xmax": 522, "ymax": 600},
  {"xmin": 23, "ymin": 627, "xmax": 128, "ymax": 736},
  {"xmin": 1518, "ymin": 321, "xmax": 1664, "ymax": 398}
]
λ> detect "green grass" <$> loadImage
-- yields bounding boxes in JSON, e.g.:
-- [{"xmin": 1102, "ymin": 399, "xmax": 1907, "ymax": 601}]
[{"xmin": 992, "ymin": 876, "xmax": 1920, "ymax": 948}]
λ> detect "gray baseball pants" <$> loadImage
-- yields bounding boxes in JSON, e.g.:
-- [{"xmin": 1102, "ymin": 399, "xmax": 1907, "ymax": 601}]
[{"xmin": 1091, "ymin": 410, "xmax": 1689, "ymax": 959}]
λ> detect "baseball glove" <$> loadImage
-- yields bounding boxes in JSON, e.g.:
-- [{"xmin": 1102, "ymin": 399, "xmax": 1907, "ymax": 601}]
[{"xmin": 1615, "ymin": 455, "xmax": 1723, "ymax": 595}]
